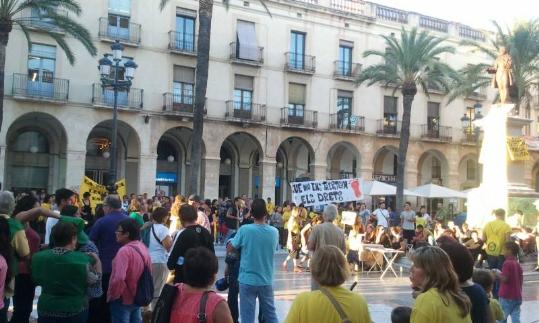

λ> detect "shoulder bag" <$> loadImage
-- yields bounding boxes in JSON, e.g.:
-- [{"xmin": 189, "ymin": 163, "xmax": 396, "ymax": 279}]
[{"xmin": 319, "ymin": 287, "xmax": 351, "ymax": 323}]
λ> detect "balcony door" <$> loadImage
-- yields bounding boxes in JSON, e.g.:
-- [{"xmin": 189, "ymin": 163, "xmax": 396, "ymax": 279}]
[
  {"xmin": 337, "ymin": 90, "xmax": 353, "ymax": 129},
  {"xmin": 383, "ymin": 96, "xmax": 398, "ymax": 134},
  {"xmin": 338, "ymin": 41, "xmax": 353, "ymax": 76},
  {"xmin": 108, "ymin": 0, "xmax": 131, "ymax": 40},
  {"xmin": 288, "ymin": 83, "xmax": 305, "ymax": 124},
  {"xmin": 233, "ymin": 75, "xmax": 253, "ymax": 118},
  {"xmin": 103, "ymin": 56, "xmax": 130, "ymax": 106},
  {"xmin": 27, "ymin": 44, "xmax": 56, "ymax": 98},
  {"xmin": 290, "ymin": 31, "xmax": 305, "ymax": 69},
  {"xmin": 236, "ymin": 20, "xmax": 258, "ymax": 60},
  {"xmin": 176, "ymin": 10, "xmax": 195, "ymax": 51},
  {"xmin": 172, "ymin": 66, "xmax": 195, "ymax": 112},
  {"xmin": 427, "ymin": 101, "xmax": 440, "ymax": 137}
]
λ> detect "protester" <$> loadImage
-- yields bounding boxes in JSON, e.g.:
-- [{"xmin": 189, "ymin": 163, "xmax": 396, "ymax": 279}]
[
  {"xmin": 270, "ymin": 206, "xmax": 284, "ymax": 248},
  {"xmin": 472, "ymin": 270, "xmax": 504, "ymax": 322},
  {"xmin": 89, "ymin": 194, "xmax": 128, "ymax": 323},
  {"xmin": 409, "ymin": 246, "xmax": 471, "ymax": 322},
  {"xmin": 483, "ymin": 208, "xmax": 512, "ymax": 297},
  {"xmin": 32, "ymin": 222, "xmax": 102, "ymax": 323},
  {"xmin": 225, "ymin": 197, "xmax": 243, "ymax": 241},
  {"xmin": 108, "ymin": 218, "xmax": 152, "ymax": 323},
  {"xmin": 0, "ymin": 217, "xmax": 12, "ymax": 323},
  {"xmin": 415, "ymin": 206, "xmax": 431, "ymax": 229},
  {"xmin": 169, "ymin": 247, "xmax": 233, "ymax": 323},
  {"xmin": 45, "ymin": 188, "xmax": 76, "ymax": 244},
  {"xmin": 188, "ymin": 195, "xmax": 211, "ymax": 232},
  {"xmin": 168, "ymin": 204, "xmax": 214, "ymax": 283},
  {"xmin": 494, "ymin": 241, "xmax": 523, "ymax": 323},
  {"xmin": 228, "ymin": 198, "xmax": 279, "ymax": 323},
  {"xmin": 266, "ymin": 197, "xmax": 275, "ymax": 217},
  {"xmin": 437, "ymin": 237, "xmax": 493, "ymax": 323},
  {"xmin": 372, "ymin": 201, "xmax": 389, "ymax": 228},
  {"xmin": 283, "ymin": 205, "xmax": 302, "ymax": 273},
  {"xmin": 145, "ymin": 207, "xmax": 172, "ymax": 312},
  {"xmin": 401, "ymin": 202, "xmax": 416, "ymax": 245},
  {"xmin": 285, "ymin": 245, "xmax": 371, "ymax": 323}
]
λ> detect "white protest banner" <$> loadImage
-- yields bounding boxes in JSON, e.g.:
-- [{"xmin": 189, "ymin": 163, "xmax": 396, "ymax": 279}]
[
  {"xmin": 342, "ymin": 211, "xmax": 358, "ymax": 226},
  {"xmin": 290, "ymin": 178, "xmax": 363, "ymax": 207}
]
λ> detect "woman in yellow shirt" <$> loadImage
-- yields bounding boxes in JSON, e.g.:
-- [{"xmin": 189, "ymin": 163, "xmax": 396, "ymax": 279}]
[
  {"xmin": 410, "ymin": 246, "xmax": 472, "ymax": 323},
  {"xmin": 282, "ymin": 207, "xmax": 302, "ymax": 272},
  {"xmin": 285, "ymin": 245, "xmax": 371, "ymax": 323}
]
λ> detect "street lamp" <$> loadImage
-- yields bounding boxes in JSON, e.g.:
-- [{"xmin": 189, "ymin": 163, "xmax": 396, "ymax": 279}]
[
  {"xmin": 460, "ymin": 103, "xmax": 483, "ymax": 142},
  {"xmin": 97, "ymin": 40, "xmax": 138, "ymax": 193}
]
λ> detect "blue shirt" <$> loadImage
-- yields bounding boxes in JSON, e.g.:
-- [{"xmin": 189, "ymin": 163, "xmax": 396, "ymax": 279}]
[
  {"xmin": 89, "ymin": 210, "xmax": 127, "ymax": 273},
  {"xmin": 231, "ymin": 223, "xmax": 278, "ymax": 286}
]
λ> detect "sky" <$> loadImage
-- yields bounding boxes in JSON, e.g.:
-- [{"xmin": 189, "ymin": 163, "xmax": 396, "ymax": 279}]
[{"xmin": 372, "ymin": 0, "xmax": 537, "ymax": 30}]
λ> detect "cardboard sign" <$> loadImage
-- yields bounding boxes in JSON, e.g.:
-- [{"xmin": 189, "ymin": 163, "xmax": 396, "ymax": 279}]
[
  {"xmin": 290, "ymin": 178, "xmax": 363, "ymax": 207},
  {"xmin": 342, "ymin": 211, "xmax": 358, "ymax": 226}
]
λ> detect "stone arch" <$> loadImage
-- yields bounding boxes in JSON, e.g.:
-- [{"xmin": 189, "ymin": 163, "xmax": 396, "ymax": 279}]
[
  {"xmin": 326, "ymin": 141, "xmax": 361, "ymax": 179},
  {"xmin": 458, "ymin": 153, "xmax": 480, "ymax": 190},
  {"xmin": 5, "ymin": 112, "xmax": 67, "ymax": 192},
  {"xmin": 417, "ymin": 149, "xmax": 450, "ymax": 186},
  {"xmin": 372, "ymin": 145, "xmax": 399, "ymax": 183}
]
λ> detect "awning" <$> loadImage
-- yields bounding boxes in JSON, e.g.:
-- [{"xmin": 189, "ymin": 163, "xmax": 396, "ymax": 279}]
[
  {"xmin": 362, "ymin": 180, "xmax": 419, "ymax": 196},
  {"xmin": 409, "ymin": 183, "xmax": 467, "ymax": 198}
]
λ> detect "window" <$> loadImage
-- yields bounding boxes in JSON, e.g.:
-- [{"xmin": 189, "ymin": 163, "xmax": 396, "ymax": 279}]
[
  {"xmin": 427, "ymin": 102, "xmax": 440, "ymax": 132},
  {"xmin": 102, "ymin": 56, "xmax": 132, "ymax": 105},
  {"xmin": 290, "ymin": 31, "xmax": 305, "ymax": 69},
  {"xmin": 337, "ymin": 90, "xmax": 353, "ymax": 129},
  {"xmin": 432, "ymin": 157, "xmax": 441, "ymax": 180},
  {"xmin": 338, "ymin": 40, "xmax": 353, "ymax": 76},
  {"xmin": 176, "ymin": 9, "xmax": 196, "ymax": 51},
  {"xmin": 288, "ymin": 83, "xmax": 306, "ymax": 117},
  {"xmin": 383, "ymin": 96, "xmax": 398, "ymax": 131},
  {"xmin": 27, "ymin": 44, "xmax": 56, "ymax": 97},
  {"xmin": 236, "ymin": 20, "xmax": 258, "ymax": 60},
  {"xmin": 234, "ymin": 75, "xmax": 253, "ymax": 111},
  {"xmin": 12, "ymin": 131, "xmax": 49, "ymax": 153},
  {"xmin": 108, "ymin": 0, "xmax": 131, "ymax": 40},
  {"xmin": 173, "ymin": 66, "xmax": 195, "ymax": 105},
  {"xmin": 466, "ymin": 159, "xmax": 476, "ymax": 181}
]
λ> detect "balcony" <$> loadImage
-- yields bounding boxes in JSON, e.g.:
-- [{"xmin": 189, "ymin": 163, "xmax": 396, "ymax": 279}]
[
  {"xmin": 333, "ymin": 61, "xmax": 361, "ymax": 81},
  {"xmin": 26, "ymin": 9, "xmax": 68, "ymax": 33},
  {"xmin": 92, "ymin": 84, "xmax": 143, "ymax": 110},
  {"xmin": 168, "ymin": 31, "xmax": 196, "ymax": 56},
  {"xmin": 375, "ymin": 5, "xmax": 408, "ymax": 23},
  {"xmin": 98, "ymin": 17, "xmax": 141, "ymax": 46},
  {"xmin": 329, "ymin": 0, "xmax": 370, "ymax": 15},
  {"xmin": 280, "ymin": 107, "xmax": 318, "ymax": 128},
  {"xmin": 225, "ymin": 101, "xmax": 266, "ymax": 123},
  {"xmin": 229, "ymin": 42, "xmax": 264, "ymax": 66},
  {"xmin": 329, "ymin": 113, "xmax": 364, "ymax": 132},
  {"xmin": 466, "ymin": 88, "xmax": 487, "ymax": 100},
  {"xmin": 421, "ymin": 125, "xmax": 452, "ymax": 142},
  {"xmin": 162, "ymin": 92, "xmax": 194, "ymax": 115},
  {"xmin": 419, "ymin": 15, "xmax": 449, "ymax": 33},
  {"xmin": 461, "ymin": 132, "xmax": 480, "ymax": 145},
  {"xmin": 376, "ymin": 119, "xmax": 401, "ymax": 136},
  {"xmin": 12, "ymin": 73, "xmax": 69, "ymax": 103},
  {"xmin": 284, "ymin": 52, "xmax": 316, "ymax": 74}
]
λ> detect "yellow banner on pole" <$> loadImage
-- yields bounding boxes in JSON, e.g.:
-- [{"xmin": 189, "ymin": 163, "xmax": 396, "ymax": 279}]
[
  {"xmin": 80, "ymin": 176, "xmax": 107, "ymax": 210},
  {"xmin": 506, "ymin": 136, "xmax": 530, "ymax": 161}
]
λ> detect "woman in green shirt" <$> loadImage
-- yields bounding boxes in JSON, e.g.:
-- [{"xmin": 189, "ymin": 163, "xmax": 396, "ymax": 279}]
[
  {"xmin": 32, "ymin": 222, "xmax": 102, "ymax": 323},
  {"xmin": 128, "ymin": 199, "xmax": 144, "ymax": 226}
]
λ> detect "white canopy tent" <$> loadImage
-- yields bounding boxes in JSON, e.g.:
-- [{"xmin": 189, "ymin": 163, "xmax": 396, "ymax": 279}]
[
  {"xmin": 362, "ymin": 180, "xmax": 419, "ymax": 196},
  {"xmin": 409, "ymin": 183, "xmax": 467, "ymax": 199}
]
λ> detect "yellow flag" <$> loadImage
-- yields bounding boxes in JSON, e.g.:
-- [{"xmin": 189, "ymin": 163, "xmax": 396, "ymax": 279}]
[
  {"xmin": 80, "ymin": 176, "xmax": 107, "ymax": 211},
  {"xmin": 115, "ymin": 179, "xmax": 126, "ymax": 201}
]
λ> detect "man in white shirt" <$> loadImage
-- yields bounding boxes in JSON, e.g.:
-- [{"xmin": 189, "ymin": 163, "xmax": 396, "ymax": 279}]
[
  {"xmin": 372, "ymin": 201, "xmax": 389, "ymax": 228},
  {"xmin": 45, "ymin": 188, "xmax": 76, "ymax": 244}
]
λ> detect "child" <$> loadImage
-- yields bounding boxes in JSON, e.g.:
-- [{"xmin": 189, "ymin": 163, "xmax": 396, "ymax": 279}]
[
  {"xmin": 472, "ymin": 269, "xmax": 504, "ymax": 322},
  {"xmin": 494, "ymin": 241, "xmax": 523, "ymax": 323},
  {"xmin": 391, "ymin": 306, "xmax": 411, "ymax": 323}
]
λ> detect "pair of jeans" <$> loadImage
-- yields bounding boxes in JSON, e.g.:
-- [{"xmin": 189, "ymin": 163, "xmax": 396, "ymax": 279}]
[
  {"xmin": 0, "ymin": 298, "xmax": 10, "ymax": 323},
  {"xmin": 239, "ymin": 284, "xmax": 278, "ymax": 323},
  {"xmin": 228, "ymin": 279, "xmax": 239, "ymax": 323},
  {"xmin": 37, "ymin": 310, "xmax": 88, "ymax": 323},
  {"xmin": 110, "ymin": 300, "xmax": 141, "ymax": 323},
  {"xmin": 499, "ymin": 298, "xmax": 521, "ymax": 323},
  {"xmin": 10, "ymin": 273, "xmax": 36, "ymax": 323},
  {"xmin": 487, "ymin": 255, "xmax": 505, "ymax": 298}
]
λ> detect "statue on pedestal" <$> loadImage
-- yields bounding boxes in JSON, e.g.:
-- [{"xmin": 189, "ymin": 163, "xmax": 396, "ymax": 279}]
[{"xmin": 487, "ymin": 46, "xmax": 514, "ymax": 104}]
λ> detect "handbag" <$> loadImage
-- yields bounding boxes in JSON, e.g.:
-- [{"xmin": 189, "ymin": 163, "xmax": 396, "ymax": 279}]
[
  {"xmin": 151, "ymin": 284, "xmax": 178, "ymax": 323},
  {"xmin": 319, "ymin": 287, "xmax": 351, "ymax": 323}
]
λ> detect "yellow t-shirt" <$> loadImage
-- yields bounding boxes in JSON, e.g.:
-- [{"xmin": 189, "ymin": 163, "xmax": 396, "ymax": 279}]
[
  {"xmin": 489, "ymin": 298, "xmax": 504, "ymax": 321},
  {"xmin": 266, "ymin": 202, "xmax": 275, "ymax": 216},
  {"xmin": 483, "ymin": 219, "xmax": 512, "ymax": 256},
  {"xmin": 416, "ymin": 216, "xmax": 427, "ymax": 228},
  {"xmin": 285, "ymin": 286, "xmax": 371, "ymax": 323},
  {"xmin": 411, "ymin": 288, "xmax": 472, "ymax": 323},
  {"xmin": 283, "ymin": 210, "xmax": 291, "ymax": 226},
  {"xmin": 287, "ymin": 216, "xmax": 300, "ymax": 234}
]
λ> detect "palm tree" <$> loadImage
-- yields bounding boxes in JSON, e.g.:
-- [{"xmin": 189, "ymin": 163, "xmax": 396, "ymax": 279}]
[
  {"xmin": 0, "ymin": 0, "xmax": 97, "ymax": 134},
  {"xmin": 357, "ymin": 27, "xmax": 457, "ymax": 213},
  {"xmin": 160, "ymin": 0, "xmax": 269, "ymax": 195},
  {"xmin": 449, "ymin": 20, "xmax": 539, "ymax": 114}
]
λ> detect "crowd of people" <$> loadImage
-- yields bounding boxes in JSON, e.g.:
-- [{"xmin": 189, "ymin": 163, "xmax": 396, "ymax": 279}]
[{"xmin": 0, "ymin": 187, "xmax": 534, "ymax": 323}]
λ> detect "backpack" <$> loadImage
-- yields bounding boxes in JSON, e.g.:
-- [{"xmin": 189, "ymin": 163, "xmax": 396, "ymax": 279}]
[
  {"xmin": 141, "ymin": 225, "xmax": 151, "ymax": 247},
  {"xmin": 129, "ymin": 245, "xmax": 154, "ymax": 307}
]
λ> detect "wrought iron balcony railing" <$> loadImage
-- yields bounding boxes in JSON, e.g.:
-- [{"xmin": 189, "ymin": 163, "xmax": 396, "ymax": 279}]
[
  {"xmin": 92, "ymin": 83, "xmax": 143, "ymax": 109},
  {"xmin": 229, "ymin": 42, "xmax": 264, "ymax": 65},
  {"xmin": 376, "ymin": 119, "xmax": 401, "ymax": 136},
  {"xmin": 329, "ymin": 113, "xmax": 364, "ymax": 132},
  {"xmin": 280, "ymin": 107, "xmax": 317, "ymax": 128},
  {"xmin": 98, "ymin": 17, "xmax": 141, "ymax": 45},
  {"xmin": 168, "ymin": 31, "xmax": 196, "ymax": 55},
  {"xmin": 12, "ymin": 73, "xmax": 69, "ymax": 102},
  {"xmin": 285, "ymin": 52, "xmax": 316, "ymax": 74},
  {"xmin": 333, "ymin": 61, "xmax": 361, "ymax": 80},
  {"xmin": 225, "ymin": 101, "xmax": 266, "ymax": 122},
  {"xmin": 421, "ymin": 125, "xmax": 452, "ymax": 142},
  {"xmin": 162, "ymin": 92, "xmax": 194, "ymax": 114}
]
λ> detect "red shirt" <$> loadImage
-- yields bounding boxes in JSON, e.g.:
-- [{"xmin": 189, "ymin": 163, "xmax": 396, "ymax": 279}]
[
  {"xmin": 499, "ymin": 256, "xmax": 523, "ymax": 300},
  {"xmin": 18, "ymin": 226, "xmax": 40, "ymax": 274},
  {"xmin": 170, "ymin": 283, "xmax": 225, "ymax": 323}
]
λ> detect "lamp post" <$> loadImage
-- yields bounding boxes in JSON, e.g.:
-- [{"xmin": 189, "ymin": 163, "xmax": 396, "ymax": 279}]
[
  {"xmin": 98, "ymin": 41, "xmax": 138, "ymax": 193},
  {"xmin": 460, "ymin": 103, "xmax": 483, "ymax": 142}
]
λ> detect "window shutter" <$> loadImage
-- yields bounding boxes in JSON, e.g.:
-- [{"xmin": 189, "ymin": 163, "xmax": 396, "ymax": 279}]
[
  {"xmin": 427, "ymin": 102, "xmax": 440, "ymax": 117},
  {"xmin": 337, "ymin": 90, "xmax": 353, "ymax": 98},
  {"xmin": 339, "ymin": 40, "xmax": 354, "ymax": 48},
  {"xmin": 173, "ymin": 66, "xmax": 195, "ymax": 83},
  {"xmin": 384, "ymin": 96, "xmax": 397, "ymax": 114},
  {"xmin": 176, "ymin": 7, "xmax": 197, "ymax": 17},
  {"xmin": 108, "ymin": 0, "xmax": 131, "ymax": 15},
  {"xmin": 234, "ymin": 75, "xmax": 254, "ymax": 91},
  {"xmin": 289, "ymin": 83, "xmax": 306, "ymax": 104}
]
